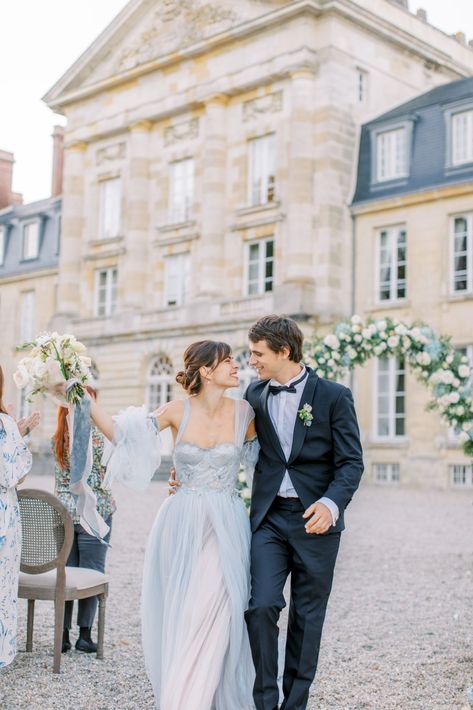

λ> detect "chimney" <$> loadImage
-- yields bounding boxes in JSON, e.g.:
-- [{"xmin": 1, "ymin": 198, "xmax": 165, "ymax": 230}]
[
  {"xmin": 416, "ymin": 8, "xmax": 427, "ymax": 22},
  {"xmin": 454, "ymin": 32, "xmax": 466, "ymax": 45},
  {"xmin": 51, "ymin": 125, "xmax": 64, "ymax": 197},
  {"xmin": 0, "ymin": 150, "xmax": 14, "ymax": 209}
]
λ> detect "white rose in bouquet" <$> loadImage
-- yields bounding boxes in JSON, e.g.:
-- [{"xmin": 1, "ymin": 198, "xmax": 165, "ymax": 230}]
[
  {"xmin": 13, "ymin": 364, "xmax": 30, "ymax": 389},
  {"xmin": 15, "ymin": 332, "xmax": 90, "ymax": 404}
]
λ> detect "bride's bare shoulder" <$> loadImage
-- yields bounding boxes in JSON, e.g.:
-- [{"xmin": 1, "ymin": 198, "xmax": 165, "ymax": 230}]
[{"xmin": 152, "ymin": 399, "xmax": 185, "ymax": 424}]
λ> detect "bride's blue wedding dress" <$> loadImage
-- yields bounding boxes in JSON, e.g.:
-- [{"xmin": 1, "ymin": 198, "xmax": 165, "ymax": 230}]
[{"xmin": 105, "ymin": 397, "xmax": 258, "ymax": 709}]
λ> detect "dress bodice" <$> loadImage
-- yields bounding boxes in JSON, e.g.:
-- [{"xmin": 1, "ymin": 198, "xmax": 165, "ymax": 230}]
[
  {"xmin": 174, "ymin": 442, "xmax": 242, "ymax": 494},
  {"xmin": 173, "ymin": 398, "xmax": 256, "ymax": 495}
]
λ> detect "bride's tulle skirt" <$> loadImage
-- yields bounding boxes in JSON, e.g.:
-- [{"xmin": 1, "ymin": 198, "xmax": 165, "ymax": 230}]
[{"xmin": 141, "ymin": 490, "xmax": 255, "ymax": 709}]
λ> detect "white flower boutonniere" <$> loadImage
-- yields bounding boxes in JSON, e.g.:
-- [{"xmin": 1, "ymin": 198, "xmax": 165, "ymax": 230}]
[{"xmin": 298, "ymin": 403, "xmax": 313, "ymax": 427}]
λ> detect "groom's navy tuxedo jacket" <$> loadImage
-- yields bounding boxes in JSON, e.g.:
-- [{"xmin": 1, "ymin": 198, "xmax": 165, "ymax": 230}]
[{"xmin": 245, "ymin": 367, "xmax": 364, "ymax": 533}]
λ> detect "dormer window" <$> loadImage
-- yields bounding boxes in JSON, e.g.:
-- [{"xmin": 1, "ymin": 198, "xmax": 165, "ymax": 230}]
[
  {"xmin": 451, "ymin": 109, "xmax": 473, "ymax": 166},
  {"xmin": 22, "ymin": 221, "xmax": 40, "ymax": 260},
  {"xmin": 375, "ymin": 127, "xmax": 408, "ymax": 182}
]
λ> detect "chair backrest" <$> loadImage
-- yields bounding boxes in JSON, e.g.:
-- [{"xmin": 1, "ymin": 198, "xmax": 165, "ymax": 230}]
[{"xmin": 18, "ymin": 489, "xmax": 74, "ymax": 574}]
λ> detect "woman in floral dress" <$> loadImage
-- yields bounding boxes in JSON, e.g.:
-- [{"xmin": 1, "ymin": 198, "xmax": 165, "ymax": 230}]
[
  {"xmin": 0, "ymin": 365, "xmax": 36, "ymax": 668},
  {"xmin": 52, "ymin": 384, "xmax": 116, "ymax": 653}
]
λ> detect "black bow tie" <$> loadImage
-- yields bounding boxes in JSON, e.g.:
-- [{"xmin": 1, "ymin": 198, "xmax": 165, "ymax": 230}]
[{"xmin": 269, "ymin": 371, "xmax": 307, "ymax": 395}]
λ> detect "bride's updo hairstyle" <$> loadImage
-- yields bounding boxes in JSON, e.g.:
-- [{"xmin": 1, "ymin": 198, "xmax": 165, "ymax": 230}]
[{"xmin": 176, "ymin": 340, "xmax": 232, "ymax": 395}]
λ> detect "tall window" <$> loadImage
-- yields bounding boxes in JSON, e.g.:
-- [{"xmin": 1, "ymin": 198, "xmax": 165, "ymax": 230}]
[
  {"xmin": 0, "ymin": 226, "xmax": 5, "ymax": 266},
  {"xmin": 169, "ymin": 158, "xmax": 194, "ymax": 224},
  {"xmin": 20, "ymin": 290, "xmax": 35, "ymax": 342},
  {"xmin": 245, "ymin": 238, "xmax": 274, "ymax": 296},
  {"xmin": 234, "ymin": 349, "xmax": 257, "ymax": 396},
  {"xmin": 147, "ymin": 355, "xmax": 173, "ymax": 410},
  {"xmin": 22, "ymin": 221, "xmax": 39, "ymax": 260},
  {"xmin": 165, "ymin": 253, "xmax": 191, "ymax": 307},
  {"xmin": 376, "ymin": 128, "xmax": 408, "ymax": 182},
  {"xmin": 356, "ymin": 69, "xmax": 368, "ymax": 104},
  {"xmin": 148, "ymin": 355, "xmax": 173, "ymax": 455},
  {"xmin": 95, "ymin": 267, "xmax": 117, "ymax": 317},
  {"xmin": 18, "ymin": 388, "xmax": 30, "ymax": 420},
  {"xmin": 452, "ymin": 214, "xmax": 472, "ymax": 293},
  {"xmin": 378, "ymin": 226, "xmax": 407, "ymax": 302},
  {"xmin": 451, "ymin": 109, "xmax": 473, "ymax": 166},
  {"xmin": 99, "ymin": 177, "xmax": 122, "ymax": 238},
  {"xmin": 375, "ymin": 356, "xmax": 405, "ymax": 438},
  {"xmin": 373, "ymin": 463, "xmax": 400, "ymax": 484},
  {"xmin": 56, "ymin": 214, "xmax": 62, "ymax": 255},
  {"xmin": 248, "ymin": 134, "xmax": 276, "ymax": 206},
  {"xmin": 449, "ymin": 464, "xmax": 473, "ymax": 488}
]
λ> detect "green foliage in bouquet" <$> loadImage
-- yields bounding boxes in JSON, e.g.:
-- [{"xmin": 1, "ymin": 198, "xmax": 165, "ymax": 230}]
[{"xmin": 15, "ymin": 332, "xmax": 90, "ymax": 405}]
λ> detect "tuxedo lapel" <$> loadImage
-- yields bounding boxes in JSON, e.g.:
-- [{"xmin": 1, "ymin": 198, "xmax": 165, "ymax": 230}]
[
  {"xmin": 260, "ymin": 381, "xmax": 287, "ymax": 462},
  {"xmin": 288, "ymin": 369, "xmax": 319, "ymax": 464}
]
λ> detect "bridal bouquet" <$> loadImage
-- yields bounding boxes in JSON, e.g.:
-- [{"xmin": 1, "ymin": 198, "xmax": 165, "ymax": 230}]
[{"xmin": 14, "ymin": 332, "xmax": 90, "ymax": 405}]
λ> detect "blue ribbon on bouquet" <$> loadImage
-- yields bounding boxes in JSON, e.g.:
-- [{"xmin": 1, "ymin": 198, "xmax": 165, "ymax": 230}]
[{"xmin": 67, "ymin": 390, "xmax": 110, "ymax": 543}]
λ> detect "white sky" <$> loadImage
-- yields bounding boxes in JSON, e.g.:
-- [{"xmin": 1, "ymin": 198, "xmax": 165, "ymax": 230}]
[{"xmin": 1, "ymin": 0, "xmax": 472, "ymax": 203}]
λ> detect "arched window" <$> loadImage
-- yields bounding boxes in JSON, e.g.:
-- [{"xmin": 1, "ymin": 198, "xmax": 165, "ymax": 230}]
[
  {"xmin": 147, "ymin": 355, "xmax": 174, "ymax": 456},
  {"xmin": 235, "ymin": 348, "xmax": 257, "ymax": 396},
  {"xmin": 89, "ymin": 360, "xmax": 100, "ymax": 388},
  {"xmin": 147, "ymin": 355, "xmax": 173, "ymax": 410}
]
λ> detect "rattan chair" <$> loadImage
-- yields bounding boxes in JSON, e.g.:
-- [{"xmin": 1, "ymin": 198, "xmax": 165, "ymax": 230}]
[{"xmin": 17, "ymin": 489, "xmax": 109, "ymax": 673}]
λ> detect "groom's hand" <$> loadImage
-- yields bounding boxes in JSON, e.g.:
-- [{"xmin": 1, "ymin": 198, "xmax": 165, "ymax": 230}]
[
  {"xmin": 168, "ymin": 467, "xmax": 181, "ymax": 496},
  {"xmin": 303, "ymin": 502, "xmax": 332, "ymax": 535}
]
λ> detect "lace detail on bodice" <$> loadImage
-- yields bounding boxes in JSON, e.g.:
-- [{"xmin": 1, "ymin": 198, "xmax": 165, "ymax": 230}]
[
  {"xmin": 172, "ymin": 398, "xmax": 256, "ymax": 496},
  {"xmin": 174, "ymin": 442, "xmax": 241, "ymax": 495}
]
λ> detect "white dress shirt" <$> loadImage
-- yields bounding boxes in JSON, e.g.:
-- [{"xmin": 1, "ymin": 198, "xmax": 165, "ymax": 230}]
[{"xmin": 267, "ymin": 367, "xmax": 339, "ymax": 526}]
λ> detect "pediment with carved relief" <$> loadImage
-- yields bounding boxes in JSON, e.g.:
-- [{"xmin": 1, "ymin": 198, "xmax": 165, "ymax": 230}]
[{"xmin": 45, "ymin": 0, "xmax": 293, "ymax": 103}]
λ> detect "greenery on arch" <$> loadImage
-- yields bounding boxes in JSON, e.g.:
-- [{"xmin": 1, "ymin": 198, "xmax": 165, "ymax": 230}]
[{"xmin": 304, "ymin": 315, "xmax": 473, "ymax": 457}]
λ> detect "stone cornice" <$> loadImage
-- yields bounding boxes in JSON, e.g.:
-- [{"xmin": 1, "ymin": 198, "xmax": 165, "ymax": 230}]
[
  {"xmin": 44, "ymin": 0, "xmax": 473, "ymax": 114},
  {"xmin": 0, "ymin": 266, "xmax": 58, "ymax": 285},
  {"xmin": 350, "ymin": 180, "xmax": 473, "ymax": 216}
]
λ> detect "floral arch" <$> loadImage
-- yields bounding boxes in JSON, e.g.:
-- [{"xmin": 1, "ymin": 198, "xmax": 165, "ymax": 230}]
[{"xmin": 304, "ymin": 315, "xmax": 473, "ymax": 457}]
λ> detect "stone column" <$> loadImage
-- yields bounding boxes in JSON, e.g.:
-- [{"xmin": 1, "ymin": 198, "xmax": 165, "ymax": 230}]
[
  {"xmin": 56, "ymin": 141, "xmax": 87, "ymax": 317},
  {"xmin": 123, "ymin": 120, "xmax": 152, "ymax": 310},
  {"xmin": 195, "ymin": 94, "xmax": 228, "ymax": 299},
  {"xmin": 278, "ymin": 66, "xmax": 317, "ymax": 314}
]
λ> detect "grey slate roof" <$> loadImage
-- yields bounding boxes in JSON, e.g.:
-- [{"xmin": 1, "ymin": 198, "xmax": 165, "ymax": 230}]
[
  {"xmin": 0, "ymin": 195, "xmax": 61, "ymax": 277},
  {"xmin": 352, "ymin": 76, "xmax": 473, "ymax": 205}
]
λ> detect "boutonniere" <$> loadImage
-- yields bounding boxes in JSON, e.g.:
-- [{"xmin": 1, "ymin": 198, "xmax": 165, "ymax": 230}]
[{"xmin": 298, "ymin": 403, "xmax": 313, "ymax": 427}]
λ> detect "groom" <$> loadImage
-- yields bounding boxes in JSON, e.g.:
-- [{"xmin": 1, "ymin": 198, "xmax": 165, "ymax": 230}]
[{"xmin": 244, "ymin": 314, "xmax": 364, "ymax": 710}]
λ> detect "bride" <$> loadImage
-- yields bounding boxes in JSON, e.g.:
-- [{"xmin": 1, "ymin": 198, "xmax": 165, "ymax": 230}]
[{"xmin": 87, "ymin": 340, "xmax": 258, "ymax": 709}]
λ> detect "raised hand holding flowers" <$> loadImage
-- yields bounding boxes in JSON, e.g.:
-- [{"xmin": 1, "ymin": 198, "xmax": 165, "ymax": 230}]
[{"xmin": 14, "ymin": 332, "xmax": 90, "ymax": 405}]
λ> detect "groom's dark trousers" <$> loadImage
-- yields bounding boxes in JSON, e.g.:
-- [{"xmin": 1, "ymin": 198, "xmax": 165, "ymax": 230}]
[
  {"xmin": 245, "ymin": 499, "xmax": 340, "ymax": 710},
  {"xmin": 245, "ymin": 370, "xmax": 363, "ymax": 710}
]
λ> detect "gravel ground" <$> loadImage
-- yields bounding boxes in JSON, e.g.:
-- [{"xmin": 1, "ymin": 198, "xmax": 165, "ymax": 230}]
[{"xmin": 1, "ymin": 477, "xmax": 472, "ymax": 710}]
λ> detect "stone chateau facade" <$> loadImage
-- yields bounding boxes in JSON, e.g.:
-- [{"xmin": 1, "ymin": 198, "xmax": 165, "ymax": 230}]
[{"xmin": 3, "ymin": 0, "xmax": 473, "ymax": 478}]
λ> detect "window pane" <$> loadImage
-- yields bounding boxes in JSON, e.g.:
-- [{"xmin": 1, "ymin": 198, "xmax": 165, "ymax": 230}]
[
  {"xmin": 20, "ymin": 291, "xmax": 35, "ymax": 342},
  {"xmin": 23, "ymin": 222, "xmax": 39, "ymax": 259},
  {"xmin": 165, "ymin": 253, "xmax": 191, "ymax": 306},
  {"xmin": 100, "ymin": 178, "xmax": 121, "ymax": 237},
  {"xmin": 395, "ymin": 418, "xmax": 405, "ymax": 436},
  {"xmin": 376, "ymin": 128, "xmax": 407, "ymax": 181},
  {"xmin": 0, "ymin": 226, "xmax": 4, "ymax": 265},
  {"xmin": 169, "ymin": 160, "xmax": 193, "ymax": 223},
  {"xmin": 248, "ymin": 135, "xmax": 276, "ymax": 205},
  {"xmin": 453, "ymin": 214, "xmax": 471, "ymax": 292},
  {"xmin": 452, "ymin": 111, "xmax": 473, "ymax": 165}
]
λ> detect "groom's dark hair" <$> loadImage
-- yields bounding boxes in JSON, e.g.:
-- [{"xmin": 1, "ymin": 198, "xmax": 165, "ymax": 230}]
[{"xmin": 248, "ymin": 315, "xmax": 304, "ymax": 363}]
